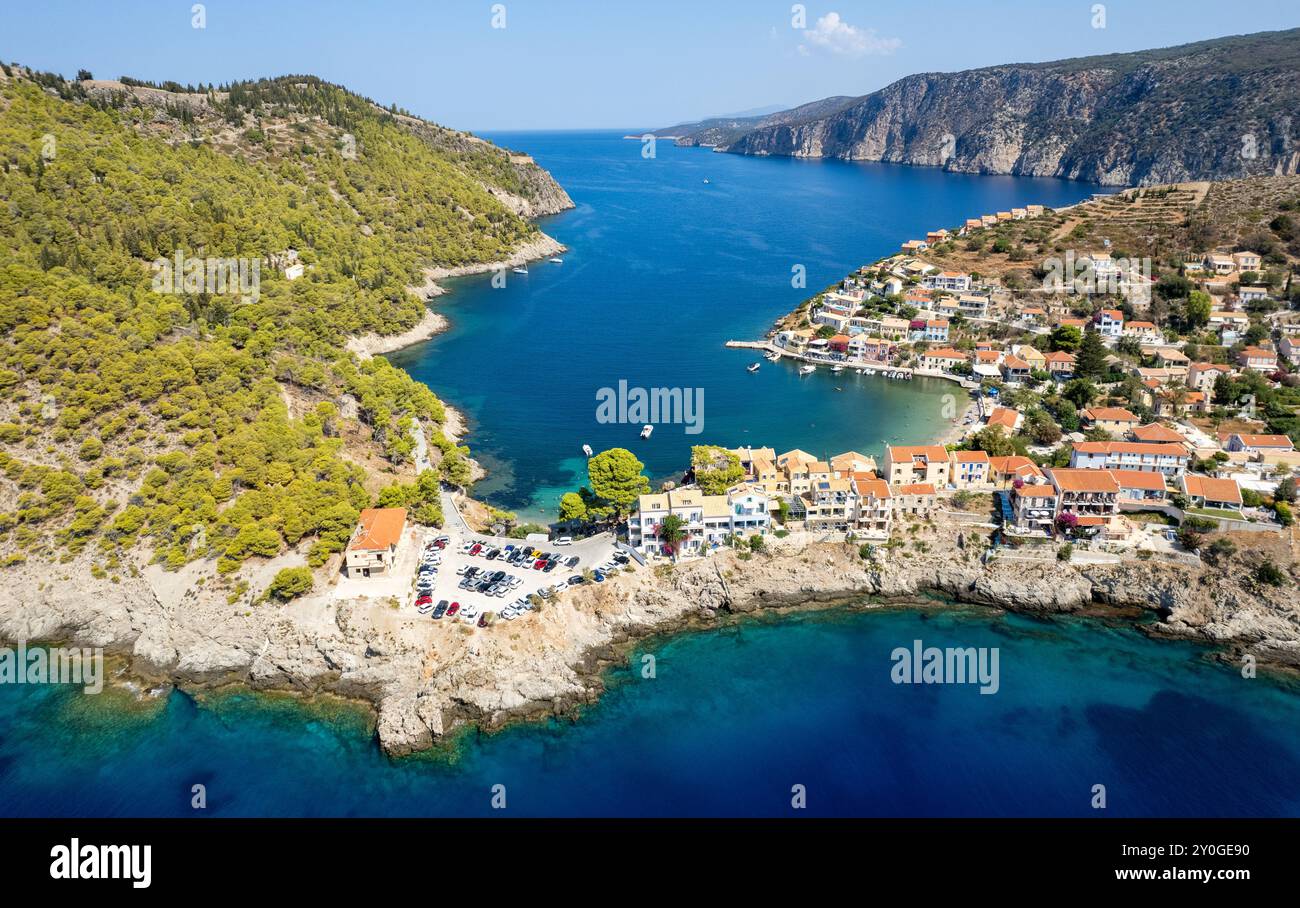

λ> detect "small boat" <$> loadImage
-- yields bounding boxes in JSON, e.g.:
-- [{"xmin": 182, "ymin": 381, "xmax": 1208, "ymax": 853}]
[
  {"xmin": 831, "ymin": 365, "xmax": 844, "ymax": 374},
  {"xmin": 856, "ymin": 369, "xmax": 865, "ymax": 375},
  {"xmin": 582, "ymin": 444, "xmax": 593, "ymax": 457},
  {"xmin": 640, "ymin": 424, "xmax": 654, "ymax": 439},
  {"xmin": 747, "ymin": 362, "xmax": 760, "ymax": 373},
  {"xmin": 799, "ymin": 365, "xmax": 816, "ymax": 376},
  {"xmin": 703, "ymin": 178, "xmax": 710, "ymax": 184},
  {"xmin": 512, "ymin": 264, "xmax": 528, "ymax": 275},
  {"xmin": 834, "ymin": 387, "xmax": 843, "ymax": 392},
  {"xmin": 864, "ymin": 369, "xmax": 876, "ymax": 376},
  {"xmin": 550, "ymin": 258, "xmax": 564, "ymax": 264}
]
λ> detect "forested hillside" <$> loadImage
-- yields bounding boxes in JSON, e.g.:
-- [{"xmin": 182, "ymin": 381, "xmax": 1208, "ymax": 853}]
[{"xmin": 0, "ymin": 65, "xmax": 560, "ymax": 583}]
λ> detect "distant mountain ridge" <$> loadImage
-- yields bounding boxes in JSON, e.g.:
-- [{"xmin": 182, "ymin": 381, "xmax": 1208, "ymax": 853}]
[{"xmin": 659, "ymin": 28, "xmax": 1300, "ymax": 185}]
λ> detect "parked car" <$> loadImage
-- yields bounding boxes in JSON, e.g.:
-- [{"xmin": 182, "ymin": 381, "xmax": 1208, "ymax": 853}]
[
  {"xmin": 533, "ymin": 558, "xmax": 546, "ymax": 570},
  {"xmin": 477, "ymin": 612, "xmax": 490, "ymax": 628},
  {"xmin": 433, "ymin": 600, "xmax": 449, "ymax": 618},
  {"xmin": 543, "ymin": 560, "xmax": 557, "ymax": 572},
  {"xmin": 460, "ymin": 603, "xmax": 480, "ymax": 621},
  {"xmin": 446, "ymin": 601, "xmax": 460, "ymax": 617},
  {"xmin": 469, "ymin": 543, "xmax": 482, "ymax": 556},
  {"xmin": 565, "ymin": 555, "xmax": 580, "ymax": 568},
  {"xmin": 555, "ymin": 536, "xmax": 573, "ymax": 546},
  {"xmin": 592, "ymin": 571, "xmax": 605, "ymax": 582},
  {"xmin": 568, "ymin": 575, "xmax": 584, "ymax": 585},
  {"xmin": 553, "ymin": 580, "xmax": 569, "ymax": 593}
]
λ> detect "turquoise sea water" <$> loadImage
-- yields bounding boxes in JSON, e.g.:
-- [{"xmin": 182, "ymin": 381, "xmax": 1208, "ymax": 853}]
[
  {"xmin": 389, "ymin": 131, "xmax": 1099, "ymax": 521},
  {"xmin": 4, "ymin": 607, "xmax": 1299, "ymax": 817},
  {"xmin": 7, "ymin": 132, "xmax": 1297, "ymax": 817}
]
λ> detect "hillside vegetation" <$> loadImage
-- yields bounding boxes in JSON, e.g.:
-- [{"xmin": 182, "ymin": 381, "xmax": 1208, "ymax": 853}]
[{"xmin": 0, "ymin": 65, "xmax": 558, "ymax": 582}]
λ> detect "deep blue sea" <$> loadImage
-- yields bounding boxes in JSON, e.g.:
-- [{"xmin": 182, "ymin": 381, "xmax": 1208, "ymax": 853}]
[
  {"xmin": 7, "ymin": 131, "xmax": 1297, "ymax": 818},
  {"xmin": 390, "ymin": 130, "xmax": 1099, "ymax": 521},
  {"xmin": 4, "ymin": 608, "xmax": 1299, "ymax": 817}
]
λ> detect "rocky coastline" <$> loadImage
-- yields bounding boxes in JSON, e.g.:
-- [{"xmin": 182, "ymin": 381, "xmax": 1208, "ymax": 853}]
[{"xmin": 3, "ymin": 526, "xmax": 1295, "ymax": 757}]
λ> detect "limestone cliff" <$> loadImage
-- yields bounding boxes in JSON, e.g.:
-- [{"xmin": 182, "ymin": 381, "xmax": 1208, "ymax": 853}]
[{"xmin": 697, "ymin": 29, "xmax": 1300, "ymax": 186}]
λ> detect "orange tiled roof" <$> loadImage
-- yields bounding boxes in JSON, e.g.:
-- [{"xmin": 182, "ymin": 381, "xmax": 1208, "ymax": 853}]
[
  {"xmin": 349, "ymin": 508, "xmax": 407, "ymax": 551},
  {"xmin": 1183, "ymin": 474, "xmax": 1242, "ymax": 505},
  {"xmin": 1049, "ymin": 468, "xmax": 1120, "ymax": 493}
]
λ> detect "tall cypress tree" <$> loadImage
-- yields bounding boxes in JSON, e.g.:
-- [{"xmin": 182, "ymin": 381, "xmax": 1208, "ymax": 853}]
[{"xmin": 1075, "ymin": 327, "xmax": 1108, "ymax": 380}]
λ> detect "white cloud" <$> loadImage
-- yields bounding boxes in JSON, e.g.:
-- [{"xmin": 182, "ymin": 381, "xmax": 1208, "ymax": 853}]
[{"xmin": 798, "ymin": 12, "xmax": 901, "ymax": 58}]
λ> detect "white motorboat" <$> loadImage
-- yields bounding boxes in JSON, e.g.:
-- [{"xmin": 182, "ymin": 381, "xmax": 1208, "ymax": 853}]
[
  {"xmin": 747, "ymin": 362, "xmax": 760, "ymax": 373},
  {"xmin": 640, "ymin": 424, "xmax": 654, "ymax": 439},
  {"xmin": 798, "ymin": 365, "xmax": 816, "ymax": 376},
  {"xmin": 512, "ymin": 264, "xmax": 529, "ymax": 274},
  {"xmin": 550, "ymin": 258, "xmax": 564, "ymax": 264}
]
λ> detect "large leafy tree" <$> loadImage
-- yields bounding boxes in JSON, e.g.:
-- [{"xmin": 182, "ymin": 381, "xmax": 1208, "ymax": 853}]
[
  {"xmin": 691, "ymin": 445, "xmax": 744, "ymax": 495},
  {"xmin": 587, "ymin": 448, "xmax": 650, "ymax": 516}
]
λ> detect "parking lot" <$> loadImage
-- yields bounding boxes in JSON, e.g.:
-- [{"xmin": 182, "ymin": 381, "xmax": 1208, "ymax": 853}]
[{"xmin": 407, "ymin": 527, "xmax": 626, "ymax": 627}]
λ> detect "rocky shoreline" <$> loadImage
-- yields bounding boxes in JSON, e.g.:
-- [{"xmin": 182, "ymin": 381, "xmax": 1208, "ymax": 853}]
[{"xmin": 3, "ymin": 526, "xmax": 1295, "ymax": 757}]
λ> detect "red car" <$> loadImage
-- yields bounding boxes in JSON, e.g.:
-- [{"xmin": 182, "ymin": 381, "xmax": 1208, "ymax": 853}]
[
  {"xmin": 446, "ymin": 601, "xmax": 460, "ymax": 617},
  {"xmin": 477, "ymin": 612, "xmax": 489, "ymax": 628},
  {"xmin": 469, "ymin": 544, "xmax": 482, "ymax": 556},
  {"xmin": 415, "ymin": 594, "xmax": 433, "ymax": 606},
  {"xmin": 533, "ymin": 558, "xmax": 546, "ymax": 570}
]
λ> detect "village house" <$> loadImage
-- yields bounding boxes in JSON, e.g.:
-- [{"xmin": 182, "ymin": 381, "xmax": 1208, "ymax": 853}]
[
  {"xmin": 1122, "ymin": 320, "xmax": 1162, "ymax": 344},
  {"xmin": 1013, "ymin": 345, "xmax": 1046, "ymax": 372},
  {"xmin": 1069, "ymin": 441, "xmax": 1189, "ymax": 476},
  {"xmin": 830, "ymin": 451, "xmax": 879, "ymax": 474},
  {"xmin": 627, "ymin": 486, "xmax": 771, "ymax": 557},
  {"xmin": 884, "ymin": 445, "xmax": 951, "ymax": 487},
  {"xmin": 848, "ymin": 335, "xmax": 895, "ymax": 363},
  {"xmin": 1047, "ymin": 468, "xmax": 1121, "ymax": 531},
  {"xmin": 1094, "ymin": 308, "xmax": 1125, "ymax": 339},
  {"xmin": 803, "ymin": 478, "xmax": 855, "ymax": 533},
  {"xmin": 1186, "ymin": 361, "xmax": 1232, "ymax": 394},
  {"xmin": 1009, "ymin": 481, "xmax": 1057, "ymax": 535},
  {"xmin": 850, "ymin": 474, "xmax": 892, "ymax": 539},
  {"xmin": 345, "ymin": 507, "xmax": 408, "ymax": 578},
  {"xmin": 922, "ymin": 271, "xmax": 972, "ymax": 293},
  {"xmin": 988, "ymin": 455, "xmax": 1044, "ymax": 487},
  {"xmin": 1237, "ymin": 346, "xmax": 1277, "ymax": 372},
  {"xmin": 1129, "ymin": 423, "xmax": 1187, "ymax": 446},
  {"xmin": 1205, "ymin": 253, "xmax": 1236, "ymax": 275},
  {"xmin": 1224, "ymin": 433, "xmax": 1295, "ymax": 454},
  {"xmin": 1180, "ymin": 474, "xmax": 1243, "ymax": 513},
  {"xmin": 1232, "ymin": 251, "xmax": 1262, "ymax": 272},
  {"xmin": 1280, "ymin": 336, "xmax": 1300, "ymax": 365},
  {"xmin": 986, "ymin": 407, "xmax": 1022, "ymax": 433},
  {"xmin": 917, "ymin": 348, "xmax": 967, "ymax": 373},
  {"xmin": 1111, "ymin": 469, "xmax": 1168, "ymax": 503},
  {"xmin": 1000, "ymin": 354, "xmax": 1032, "ymax": 383},
  {"xmin": 1044, "ymin": 350, "xmax": 1076, "ymax": 380},
  {"xmin": 892, "ymin": 482, "xmax": 937, "ymax": 517},
  {"xmin": 949, "ymin": 450, "xmax": 991, "ymax": 489},
  {"xmin": 1237, "ymin": 285, "xmax": 1269, "ymax": 304},
  {"xmin": 956, "ymin": 293, "xmax": 990, "ymax": 319},
  {"xmin": 1081, "ymin": 406, "xmax": 1141, "ymax": 437}
]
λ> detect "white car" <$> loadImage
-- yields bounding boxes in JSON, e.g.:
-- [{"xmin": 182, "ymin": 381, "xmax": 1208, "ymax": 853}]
[
  {"xmin": 554, "ymin": 536, "xmax": 573, "ymax": 546},
  {"xmin": 455, "ymin": 565, "xmax": 469, "ymax": 575},
  {"xmin": 553, "ymin": 580, "xmax": 569, "ymax": 593},
  {"xmin": 460, "ymin": 603, "xmax": 480, "ymax": 621}
]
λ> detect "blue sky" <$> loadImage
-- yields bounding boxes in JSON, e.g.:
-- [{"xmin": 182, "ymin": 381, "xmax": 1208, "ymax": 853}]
[{"xmin": 3, "ymin": 1, "xmax": 1297, "ymax": 131}]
